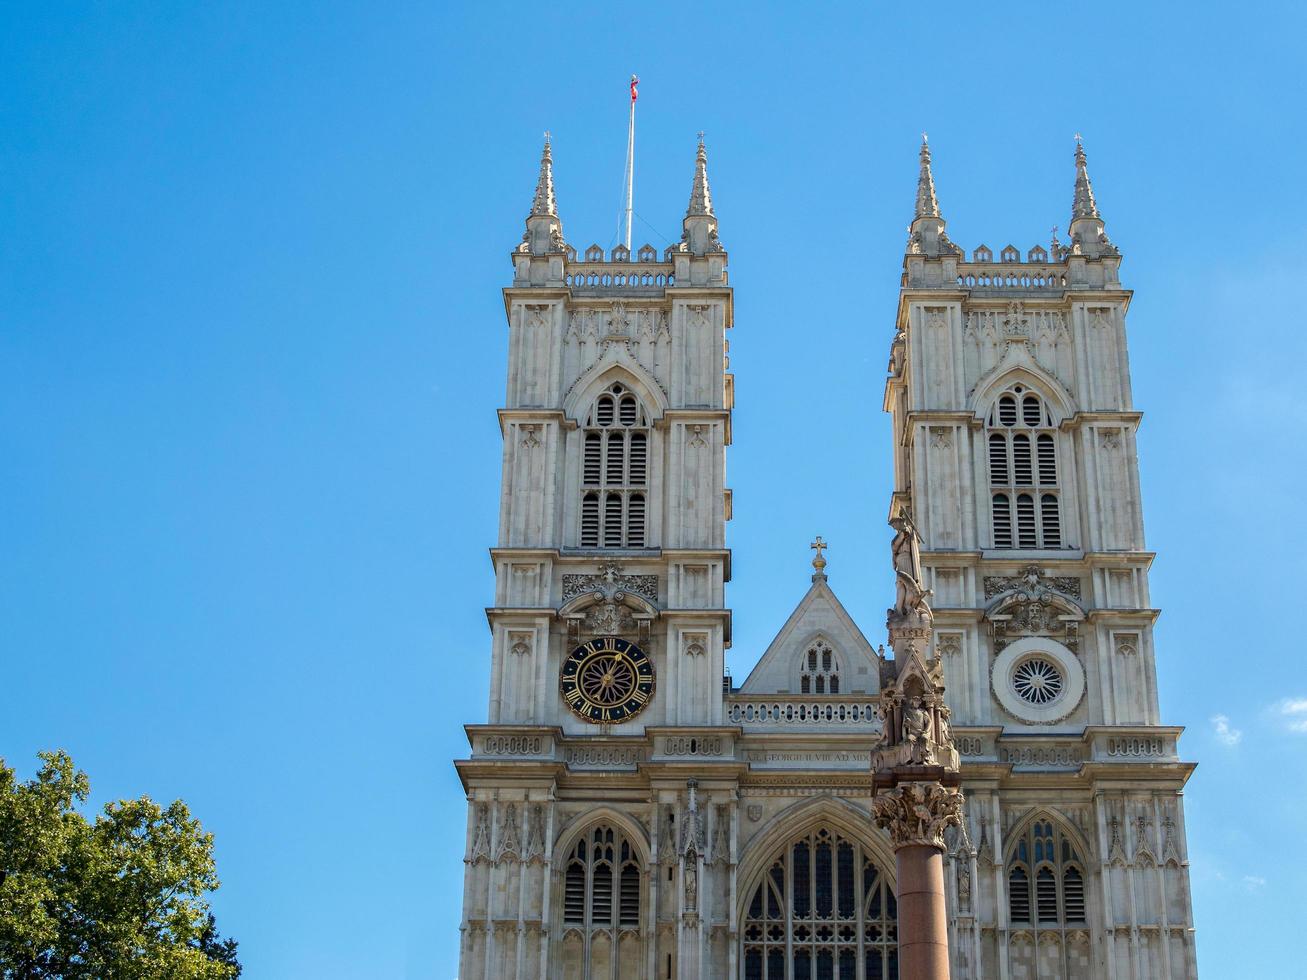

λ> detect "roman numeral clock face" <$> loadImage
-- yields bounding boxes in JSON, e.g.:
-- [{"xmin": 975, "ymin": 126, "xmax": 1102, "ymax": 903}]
[{"xmin": 559, "ymin": 636, "xmax": 655, "ymax": 724}]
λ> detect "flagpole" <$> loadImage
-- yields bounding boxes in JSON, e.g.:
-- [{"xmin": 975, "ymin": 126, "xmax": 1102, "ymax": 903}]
[{"xmin": 625, "ymin": 74, "xmax": 638, "ymax": 251}]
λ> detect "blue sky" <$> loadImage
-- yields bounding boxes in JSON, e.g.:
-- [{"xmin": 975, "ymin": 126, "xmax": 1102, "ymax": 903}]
[{"xmin": 2, "ymin": 2, "xmax": 1305, "ymax": 976}]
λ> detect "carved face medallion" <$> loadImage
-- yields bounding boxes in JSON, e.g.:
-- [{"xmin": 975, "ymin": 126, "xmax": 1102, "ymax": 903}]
[{"xmin": 560, "ymin": 636, "xmax": 655, "ymax": 724}]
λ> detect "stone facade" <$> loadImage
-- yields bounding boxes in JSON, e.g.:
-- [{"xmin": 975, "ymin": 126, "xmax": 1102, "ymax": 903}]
[{"xmin": 454, "ymin": 136, "xmax": 1197, "ymax": 979}]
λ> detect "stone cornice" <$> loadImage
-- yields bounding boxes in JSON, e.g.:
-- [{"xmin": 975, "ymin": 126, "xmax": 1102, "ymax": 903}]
[
  {"xmin": 454, "ymin": 759, "xmax": 565, "ymax": 793},
  {"xmin": 1084, "ymin": 608, "xmax": 1161, "ymax": 625},
  {"xmin": 496, "ymin": 408, "xmax": 568, "ymax": 437},
  {"xmin": 500, "ymin": 286, "xmax": 569, "ymax": 317},
  {"xmin": 1060, "ymin": 410, "xmax": 1144, "ymax": 432}
]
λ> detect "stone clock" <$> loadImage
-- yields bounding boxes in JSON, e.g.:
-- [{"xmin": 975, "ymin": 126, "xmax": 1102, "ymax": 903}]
[{"xmin": 559, "ymin": 635, "xmax": 655, "ymax": 724}]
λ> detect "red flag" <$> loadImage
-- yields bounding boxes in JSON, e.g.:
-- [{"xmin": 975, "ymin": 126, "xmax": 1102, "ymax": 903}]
[{"xmin": 630, "ymin": 75, "xmax": 639, "ymax": 103}]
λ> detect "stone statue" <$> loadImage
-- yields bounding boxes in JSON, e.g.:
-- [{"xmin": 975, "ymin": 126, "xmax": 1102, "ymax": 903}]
[
  {"xmin": 903, "ymin": 698, "xmax": 935, "ymax": 764},
  {"xmin": 958, "ymin": 863, "xmax": 972, "ymax": 910},
  {"xmin": 684, "ymin": 860, "xmax": 698, "ymax": 908},
  {"xmin": 889, "ymin": 513, "xmax": 933, "ymax": 622}
]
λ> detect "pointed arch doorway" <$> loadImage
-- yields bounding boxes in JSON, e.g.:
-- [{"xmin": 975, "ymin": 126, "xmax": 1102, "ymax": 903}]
[{"xmin": 740, "ymin": 822, "xmax": 899, "ymax": 979}]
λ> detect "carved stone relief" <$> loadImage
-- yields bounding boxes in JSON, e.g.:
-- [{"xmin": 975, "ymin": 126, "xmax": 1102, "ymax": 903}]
[
  {"xmin": 469, "ymin": 803, "xmax": 491, "ymax": 862},
  {"xmin": 984, "ymin": 564, "xmax": 1081, "ymax": 602},
  {"xmin": 871, "ymin": 782, "xmax": 964, "ymax": 849},
  {"xmin": 495, "ymin": 803, "xmax": 521, "ymax": 862},
  {"xmin": 562, "ymin": 561, "xmax": 659, "ymax": 604}
]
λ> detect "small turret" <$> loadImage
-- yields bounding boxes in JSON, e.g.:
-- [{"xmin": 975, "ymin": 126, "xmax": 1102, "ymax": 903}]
[
  {"xmin": 681, "ymin": 135, "xmax": 723, "ymax": 255},
  {"xmin": 907, "ymin": 136, "xmax": 960, "ymax": 257},
  {"xmin": 1067, "ymin": 136, "xmax": 1117, "ymax": 258},
  {"xmin": 520, "ymin": 134, "xmax": 565, "ymax": 255}
]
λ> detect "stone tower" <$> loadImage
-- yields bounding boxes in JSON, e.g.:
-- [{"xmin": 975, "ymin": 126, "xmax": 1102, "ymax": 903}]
[
  {"xmin": 886, "ymin": 137, "xmax": 1197, "ymax": 977},
  {"xmin": 454, "ymin": 134, "xmax": 1199, "ymax": 980},
  {"xmin": 456, "ymin": 135, "xmax": 735, "ymax": 979}
]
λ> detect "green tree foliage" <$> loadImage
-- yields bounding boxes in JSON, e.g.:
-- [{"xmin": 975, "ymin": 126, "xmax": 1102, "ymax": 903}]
[{"xmin": 0, "ymin": 751, "xmax": 240, "ymax": 979}]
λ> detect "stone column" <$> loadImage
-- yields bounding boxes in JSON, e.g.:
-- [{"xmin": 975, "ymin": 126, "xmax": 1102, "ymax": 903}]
[
  {"xmin": 873, "ymin": 511, "xmax": 964, "ymax": 980},
  {"xmin": 872, "ymin": 779, "xmax": 963, "ymax": 980}
]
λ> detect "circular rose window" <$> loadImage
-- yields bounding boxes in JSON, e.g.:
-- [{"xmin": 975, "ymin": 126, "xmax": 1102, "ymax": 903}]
[{"xmin": 1012, "ymin": 657, "xmax": 1064, "ymax": 705}]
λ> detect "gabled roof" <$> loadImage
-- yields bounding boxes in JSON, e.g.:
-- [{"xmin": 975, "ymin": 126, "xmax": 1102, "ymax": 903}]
[{"xmin": 738, "ymin": 576, "xmax": 882, "ymax": 695}]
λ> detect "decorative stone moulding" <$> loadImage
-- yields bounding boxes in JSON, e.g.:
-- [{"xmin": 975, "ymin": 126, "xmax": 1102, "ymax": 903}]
[{"xmin": 990, "ymin": 637, "xmax": 1085, "ymax": 725}]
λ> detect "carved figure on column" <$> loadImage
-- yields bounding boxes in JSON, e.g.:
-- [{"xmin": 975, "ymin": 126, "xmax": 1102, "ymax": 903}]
[
  {"xmin": 889, "ymin": 513, "xmax": 933, "ymax": 626},
  {"xmin": 904, "ymin": 698, "xmax": 936, "ymax": 765}
]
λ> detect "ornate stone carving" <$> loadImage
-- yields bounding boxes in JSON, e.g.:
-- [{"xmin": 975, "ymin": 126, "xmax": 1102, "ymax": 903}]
[
  {"xmin": 925, "ymin": 307, "xmax": 948, "ymax": 330},
  {"xmin": 1108, "ymin": 815, "xmax": 1128, "ymax": 866},
  {"xmin": 519, "ymin": 424, "xmax": 541, "ymax": 448},
  {"xmin": 659, "ymin": 806, "xmax": 677, "ymax": 863},
  {"xmin": 746, "ymin": 804, "xmax": 762, "ymax": 823},
  {"xmin": 524, "ymin": 804, "xmax": 546, "ymax": 863},
  {"xmin": 984, "ymin": 565, "xmax": 1081, "ymax": 602},
  {"xmin": 957, "ymin": 862, "xmax": 972, "ymax": 912},
  {"xmin": 680, "ymin": 780, "xmax": 706, "ymax": 855},
  {"xmin": 688, "ymin": 424, "xmax": 707, "ymax": 448},
  {"xmin": 711, "ymin": 805, "xmax": 731, "ymax": 865},
  {"xmin": 582, "ymin": 601, "xmax": 635, "ymax": 634},
  {"xmin": 871, "ymin": 782, "xmax": 964, "ymax": 849},
  {"xmin": 508, "ymin": 632, "xmax": 533, "ymax": 657},
  {"xmin": 469, "ymin": 803, "xmax": 491, "ymax": 862},
  {"xmin": 663, "ymin": 736, "xmax": 722, "ymax": 757},
  {"xmin": 929, "ymin": 426, "xmax": 951, "ymax": 449},
  {"xmin": 565, "ymin": 745, "xmax": 643, "ymax": 768},
  {"xmin": 523, "ymin": 304, "xmax": 551, "ymax": 329},
  {"xmin": 684, "ymin": 860, "xmax": 698, "ymax": 910},
  {"xmin": 1099, "ymin": 428, "xmax": 1122, "ymax": 450},
  {"xmin": 482, "ymin": 734, "xmax": 543, "ymax": 756},
  {"xmin": 938, "ymin": 633, "xmax": 962, "ymax": 658},
  {"xmin": 561, "ymin": 561, "xmax": 659, "ymax": 604},
  {"xmin": 495, "ymin": 803, "xmax": 521, "ymax": 862},
  {"xmin": 1162, "ymin": 813, "xmax": 1181, "ymax": 865},
  {"xmin": 683, "ymin": 633, "xmax": 707, "ymax": 658},
  {"xmin": 1114, "ymin": 634, "xmax": 1138, "ymax": 657},
  {"xmin": 976, "ymin": 819, "xmax": 994, "ymax": 867},
  {"xmin": 1001, "ymin": 744, "xmax": 1083, "ymax": 768}
]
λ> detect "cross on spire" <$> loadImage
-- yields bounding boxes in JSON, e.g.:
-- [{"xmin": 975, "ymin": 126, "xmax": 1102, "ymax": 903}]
[{"xmin": 810, "ymin": 536, "xmax": 828, "ymax": 580}]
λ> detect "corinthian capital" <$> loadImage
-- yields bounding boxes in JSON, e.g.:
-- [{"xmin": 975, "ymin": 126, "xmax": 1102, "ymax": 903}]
[{"xmin": 871, "ymin": 781, "xmax": 964, "ymax": 850}]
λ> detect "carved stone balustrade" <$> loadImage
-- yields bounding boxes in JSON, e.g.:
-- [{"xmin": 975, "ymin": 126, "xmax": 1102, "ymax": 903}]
[{"xmin": 725, "ymin": 696, "xmax": 884, "ymax": 734}]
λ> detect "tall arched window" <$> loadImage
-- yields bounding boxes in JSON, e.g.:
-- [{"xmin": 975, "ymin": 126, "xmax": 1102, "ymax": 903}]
[
  {"xmin": 987, "ymin": 386, "xmax": 1063, "ymax": 549},
  {"xmin": 580, "ymin": 383, "xmax": 649, "ymax": 549},
  {"xmin": 560, "ymin": 825, "xmax": 643, "ymax": 980},
  {"xmin": 1006, "ymin": 817, "xmax": 1088, "ymax": 972},
  {"xmin": 742, "ymin": 827, "xmax": 897, "ymax": 979},
  {"xmin": 800, "ymin": 639, "xmax": 840, "ymax": 694}
]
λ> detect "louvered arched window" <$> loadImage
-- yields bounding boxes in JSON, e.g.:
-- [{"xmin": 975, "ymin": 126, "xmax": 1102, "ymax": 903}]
[
  {"xmin": 560, "ymin": 824, "xmax": 644, "ymax": 979},
  {"xmin": 799, "ymin": 639, "xmax": 840, "ymax": 694},
  {"xmin": 1007, "ymin": 818, "xmax": 1087, "ymax": 929},
  {"xmin": 579, "ymin": 384, "xmax": 649, "ymax": 549},
  {"xmin": 986, "ymin": 387, "xmax": 1063, "ymax": 549}
]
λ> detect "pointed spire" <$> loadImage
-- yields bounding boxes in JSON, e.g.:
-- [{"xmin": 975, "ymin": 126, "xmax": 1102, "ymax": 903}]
[
  {"xmin": 520, "ymin": 132, "xmax": 565, "ymax": 255},
  {"xmin": 906, "ymin": 135, "xmax": 959, "ymax": 257},
  {"xmin": 681, "ymin": 133, "xmax": 722, "ymax": 255},
  {"xmin": 1067, "ymin": 135, "xmax": 1116, "ymax": 258},
  {"xmin": 1070, "ymin": 135, "xmax": 1100, "ymax": 221},
  {"xmin": 686, "ymin": 132, "xmax": 714, "ymax": 217},
  {"xmin": 914, "ymin": 135, "xmax": 940, "ymax": 220},
  {"xmin": 529, "ymin": 132, "xmax": 558, "ymax": 218}
]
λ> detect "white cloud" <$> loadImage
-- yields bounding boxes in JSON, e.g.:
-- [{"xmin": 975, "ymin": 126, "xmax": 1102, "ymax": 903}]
[
  {"xmin": 1210, "ymin": 714, "xmax": 1242, "ymax": 746},
  {"xmin": 1273, "ymin": 698, "xmax": 1307, "ymax": 733},
  {"xmin": 1243, "ymin": 875, "xmax": 1267, "ymax": 892}
]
